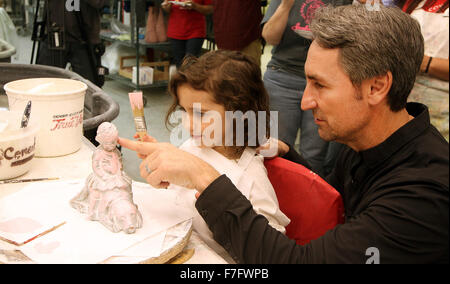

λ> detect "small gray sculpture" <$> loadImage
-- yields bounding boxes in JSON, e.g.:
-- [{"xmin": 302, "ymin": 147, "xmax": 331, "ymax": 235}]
[{"xmin": 71, "ymin": 122, "xmax": 143, "ymax": 234}]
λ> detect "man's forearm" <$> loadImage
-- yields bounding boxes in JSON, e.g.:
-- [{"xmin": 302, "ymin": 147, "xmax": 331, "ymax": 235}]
[{"xmin": 195, "ymin": 175, "xmax": 305, "ymax": 263}]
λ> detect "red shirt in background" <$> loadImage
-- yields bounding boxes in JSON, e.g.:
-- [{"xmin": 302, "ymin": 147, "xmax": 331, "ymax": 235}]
[
  {"xmin": 402, "ymin": 0, "xmax": 448, "ymax": 13},
  {"xmin": 212, "ymin": 0, "xmax": 263, "ymax": 51},
  {"xmin": 167, "ymin": 0, "xmax": 213, "ymax": 40}
]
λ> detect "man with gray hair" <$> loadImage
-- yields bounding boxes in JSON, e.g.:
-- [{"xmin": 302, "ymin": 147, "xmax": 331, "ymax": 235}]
[{"xmin": 119, "ymin": 4, "xmax": 449, "ymax": 263}]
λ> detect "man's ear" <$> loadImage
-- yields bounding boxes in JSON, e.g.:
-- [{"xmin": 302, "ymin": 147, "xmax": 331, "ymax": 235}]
[{"xmin": 367, "ymin": 71, "xmax": 393, "ymax": 106}]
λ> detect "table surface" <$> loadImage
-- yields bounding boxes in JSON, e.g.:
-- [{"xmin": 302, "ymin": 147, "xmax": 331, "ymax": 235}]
[{"xmin": 0, "ymin": 138, "xmax": 227, "ymax": 264}]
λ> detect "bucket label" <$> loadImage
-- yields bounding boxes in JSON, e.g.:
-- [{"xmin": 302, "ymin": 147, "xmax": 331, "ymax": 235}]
[
  {"xmin": 0, "ymin": 138, "xmax": 36, "ymax": 167},
  {"xmin": 50, "ymin": 110, "xmax": 83, "ymax": 131}
]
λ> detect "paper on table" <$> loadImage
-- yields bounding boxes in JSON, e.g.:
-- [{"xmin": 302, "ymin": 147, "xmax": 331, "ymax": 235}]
[
  {"xmin": 114, "ymin": 230, "xmax": 166, "ymax": 258},
  {"xmin": 0, "ymin": 180, "xmax": 75, "ymax": 245},
  {"xmin": 12, "ymin": 180, "xmax": 194, "ymax": 263},
  {"xmin": 100, "ymin": 230, "xmax": 167, "ymax": 264}
]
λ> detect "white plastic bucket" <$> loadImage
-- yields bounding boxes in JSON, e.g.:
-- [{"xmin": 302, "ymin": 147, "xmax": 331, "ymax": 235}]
[
  {"xmin": 0, "ymin": 110, "xmax": 40, "ymax": 180},
  {"xmin": 4, "ymin": 78, "xmax": 87, "ymax": 157}
]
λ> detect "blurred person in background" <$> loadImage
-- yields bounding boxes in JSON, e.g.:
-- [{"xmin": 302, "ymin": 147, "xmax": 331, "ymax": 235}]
[
  {"xmin": 161, "ymin": 0, "xmax": 213, "ymax": 67},
  {"xmin": 397, "ymin": 0, "xmax": 449, "ymax": 141},
  {"xmin": 261, "ymin": 0, "xmax": 351, "ymax": 177},
  {"xmin": 212, "ymin": 0, "xmax": 263, "ymax": 66},
  {"xmin": 35, "ymin": 0, "xmax": 107, "ymax": 87}
]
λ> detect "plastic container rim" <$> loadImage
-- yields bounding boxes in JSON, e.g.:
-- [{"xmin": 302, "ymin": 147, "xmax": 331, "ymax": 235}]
[{"xmin": 4, "ymin": 78, "xmax": 88, "ymax": 97}]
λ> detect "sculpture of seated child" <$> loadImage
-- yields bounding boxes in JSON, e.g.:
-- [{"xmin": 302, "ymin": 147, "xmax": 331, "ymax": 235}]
[{"xmin": 70, "ymin": 122, "xmax": 143, "ymax": 234}]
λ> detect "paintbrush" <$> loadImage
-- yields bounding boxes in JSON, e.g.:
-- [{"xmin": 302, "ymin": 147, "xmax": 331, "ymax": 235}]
[
  {"xmin": 0, "ymin": 177, "xmax": 59, "ymax": 184},
  {"xmin": 128, "ymin": 91, "xmax": 148, "ymax": 140}
]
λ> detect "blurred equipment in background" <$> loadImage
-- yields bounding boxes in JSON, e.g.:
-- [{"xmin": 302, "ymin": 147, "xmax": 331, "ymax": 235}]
[{"xmin": 30, "ymin": 0, "xmax": 108, "ymax": 88}]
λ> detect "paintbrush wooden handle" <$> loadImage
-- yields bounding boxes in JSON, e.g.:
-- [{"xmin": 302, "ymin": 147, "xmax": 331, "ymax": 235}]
[{"xmin": 0, "ymin": 177, "xmax": 59, "ymax": 184}]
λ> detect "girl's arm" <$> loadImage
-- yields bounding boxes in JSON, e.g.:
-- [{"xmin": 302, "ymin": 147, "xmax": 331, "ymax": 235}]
[{"xmin": 262, "ymin": 0, "xmax": 295, "ymax": 45}]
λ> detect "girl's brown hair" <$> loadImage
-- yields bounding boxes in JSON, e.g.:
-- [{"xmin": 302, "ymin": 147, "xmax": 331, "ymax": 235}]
[{"xmin": 166, "ymin": 50, "xmax": 271, "ymax": 153}]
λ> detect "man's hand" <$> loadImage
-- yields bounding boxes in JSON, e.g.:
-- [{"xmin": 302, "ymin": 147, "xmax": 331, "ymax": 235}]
[
  {"xmin": 118, "ymin": 137, "xmax": 220, "ymax": 193},
  {"xmin": 256, "ymin": 138, "xmax": 290, "ymax": 159}
]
